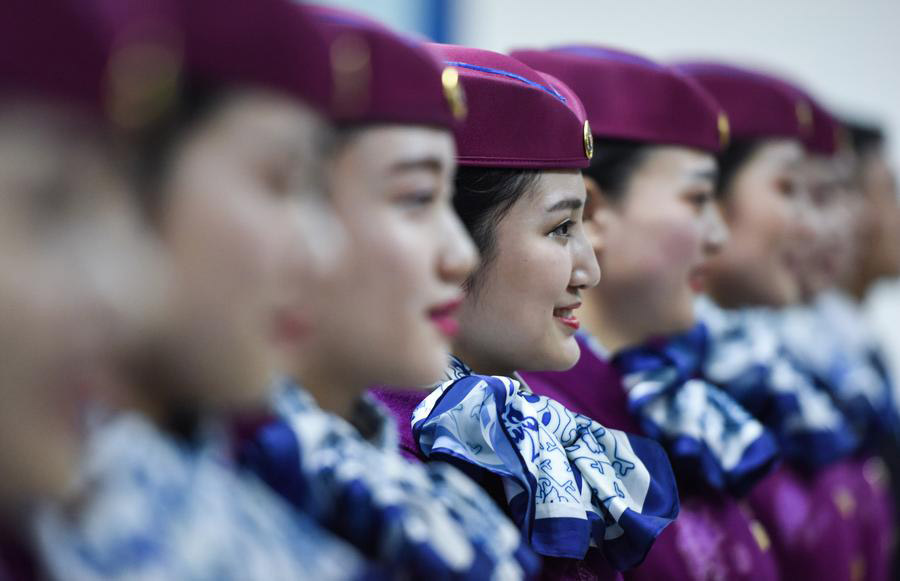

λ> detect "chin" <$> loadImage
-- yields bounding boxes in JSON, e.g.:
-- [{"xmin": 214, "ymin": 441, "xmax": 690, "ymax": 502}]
[{"xmin": 527, "ymin": 337, "xmax": 580, "ymax": 373}]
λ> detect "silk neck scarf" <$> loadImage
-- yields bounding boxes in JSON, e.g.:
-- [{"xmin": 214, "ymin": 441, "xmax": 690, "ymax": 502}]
[
  {"xmin": 245, "ymin": 381, "xmax": 539, "ymax": 580},
  {"xmin": 35, "ymin": 413, "xmax": 367, "ymax": 580},
  {"xmin": 697, "ymin": 296, "xmax": 859, "ymax": 468},
  {"xmin": 780, "ymin": 292, "xmax": 900, "ymax": 447},
  {"xmin": 412, "ymin": 357, "xmax": 679, "ymax": 570},
  {"xmin": 609, "ymin": 323, "xmax": 780, "ymax": 497}
]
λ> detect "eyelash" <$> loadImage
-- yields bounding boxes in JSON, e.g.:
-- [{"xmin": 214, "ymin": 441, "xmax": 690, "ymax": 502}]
[
  {"xmin": 549, "ymin": 219, "xmax": 574, "ymax": 239},
  {"xmin": 687, "ymin": 192, "xmax": 712, "ymax": 209},
  {"xmin": 398, "ymin": 190, "xmax": 437, "ymax": 209}
]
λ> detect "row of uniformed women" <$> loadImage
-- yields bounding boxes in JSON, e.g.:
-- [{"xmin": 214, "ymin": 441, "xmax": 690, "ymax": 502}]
[{"xmin": 1, "ymin": 0, "xmax": 898, "ymax": 578}]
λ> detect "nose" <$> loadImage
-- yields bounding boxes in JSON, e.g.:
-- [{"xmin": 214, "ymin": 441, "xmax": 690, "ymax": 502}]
[
  {"xmin": 438, "ymin": 208, "xmax": 479, "ymax": 285},
  {"xmin": 703, "ymin": 202, "xmax": 729, "ymax": 256},
  {"xmin": 569, "ymin": 226, "xmax": 602, "ymax": 290}
]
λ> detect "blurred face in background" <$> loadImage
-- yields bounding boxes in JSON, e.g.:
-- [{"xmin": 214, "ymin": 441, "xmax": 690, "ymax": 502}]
[
  {"xmin": 293, "ymin": 125, "xmax": 476, "ymax": 414},
  {"xmin": 588, "ymin": 146, "xmax": 725, "ymax": 342},
  {"xmin": 0, "ymin": 103, "xmax": 158, "ymax": 508},
  {"xmin": 704, "ymin": 139, "xmax": 810, "ymax": 309},
  {"xmin": 793, "ymin": 151, "xmax": 863, "ymax": 301},
  {"xmin": 851, "ymin": 147, "xmax": 900, "ymax": 290},
  {"xmin": 141, "ymin": 90, "xmax": 342, "ymax": 416}
]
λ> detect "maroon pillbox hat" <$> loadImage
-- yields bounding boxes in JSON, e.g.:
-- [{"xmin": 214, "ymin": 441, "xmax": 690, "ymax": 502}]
[
  {"xmin": 0, "ymin": 0, "xmax": 113, "ymax": 113},
  {"xmin": 511, "ymin": 45, "xmax": 727, "ymax": 153},
  {"xmin": 427, "ymin": 44, "xmax": 593, "ymax": 169},
  {"xmin": 672, "ymin": 61, "xmax": 814, "ymax": 146},
  {"xmin": 180, "ymin": 0, "xmax": 334, "ymax": 114},
  {"xmin": 85, "ymin": 0, "xmax": 335, "ymax": 129},
  {"xmin": 306, "ymin": 6, "xmax": 460, "ymax": 128}
]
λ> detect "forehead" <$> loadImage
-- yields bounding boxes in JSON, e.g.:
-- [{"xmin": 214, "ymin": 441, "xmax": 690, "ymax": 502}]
[
  {"xmin": 639, "ymin": 145, "xmax": 716, "ymax": 179},
  {"xmin": 336, "ymin": 124, "xmax": 455, "ymax": 172}
]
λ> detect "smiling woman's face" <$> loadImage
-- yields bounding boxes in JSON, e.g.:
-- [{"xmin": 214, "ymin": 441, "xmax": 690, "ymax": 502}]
[{"xmin": 453, "ymin": 169, "xmax": 601, "ymax": 376}]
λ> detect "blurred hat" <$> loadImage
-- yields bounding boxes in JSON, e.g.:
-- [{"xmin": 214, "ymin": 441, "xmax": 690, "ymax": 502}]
[
  {"xmin": 512, "ymin": 45, "xmax": 726, "ymax": 152},
  {"xmin": 673, "ymin": 61, "xmax": 816, "ymax": 148},
  {"xmin": 0, "ymin": 0, "xmax": 113, "ymax": 113},
  {"xmin": 307, "ymin": 5, "xmax": 461, "ymax": 128}
]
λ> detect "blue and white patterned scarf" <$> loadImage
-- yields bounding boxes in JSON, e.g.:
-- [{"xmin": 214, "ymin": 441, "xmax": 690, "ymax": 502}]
[
  {"xmin": 35, "ymin": 413, "xmax": 367, "ymax": 580},
  {"xmin": 242, "ymin": 381, "xmax": 539, "ymax": 580},
  {"xmin": 779, "ymin": 291, "xmax": 900, "ymax": 447},
  {"xmin": 696, "ymin": 296, "xmax": 859, "ymax": 468},
  {"xmin": 411, "ymin": 357, "xmax": 679, "ymax": 570},
  {"xmin": 610, "ymin": 323, "xmax": 780, "ymax": 496}
]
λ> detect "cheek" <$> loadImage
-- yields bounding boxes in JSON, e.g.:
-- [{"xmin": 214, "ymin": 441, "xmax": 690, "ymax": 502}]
[
  {"xmin": 732, "ymin": 193, "xmax": 795, "ymax": 259},
  {"xmin": 606, "ymin": 212, "xmax": 702, "ymax": 282},
  {"xmin": 326, "ymin": 211, "xmax": 442, "ymax": 361},
  {"xmin": 171, "ymin": 183, "xmax": 287, "ymax": 305},
  {"xmin": 471, "ymin": 239, "xmax": 570, "ymax": 351},
  {"xmin": 497, "ymin": 239, "xmax": 570, "ymax": 310}
]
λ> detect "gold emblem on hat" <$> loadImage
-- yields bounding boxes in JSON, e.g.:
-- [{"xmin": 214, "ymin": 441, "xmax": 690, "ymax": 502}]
[
  {"xmin": 331, "ymin": 32, "xmax": 372, "ymax": 118},
  {"xmin": 583, "ymin": 120, "xmax": 594, "ymax": 160},
  {"xmin": 796, "ymin": 100, "xmax": 813, "ymax": 134},
  {"xmin": 106, "ymin": 37, "xmax": 183, "ymax": 131},
  {"xmin": 717, "ymin": 112, "xmax": 730, "ymax": 149},
  {"xmin": 442, "ymin": 66, "xmax": 467, "ymax": 120}
]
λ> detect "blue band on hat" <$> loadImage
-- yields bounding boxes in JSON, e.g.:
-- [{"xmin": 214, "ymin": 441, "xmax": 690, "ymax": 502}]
[{"xmin": 444, "ymin": 60, "xmax": 567, "ymax": 103}]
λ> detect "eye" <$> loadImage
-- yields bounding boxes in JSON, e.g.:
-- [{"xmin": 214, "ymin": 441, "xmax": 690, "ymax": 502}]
[
  {"xmin": 396, "ymin": 190, "xmax": 438, "ymax": 210},
  {"xmin": 776, "ymin": 177, "xmax": 797, "ymax": 198},
  {"xmin": 549, "ymin": 219, "xmax": 574, "ymax": 239},
  {"xmin": 686, "ymin": 191, "xmax": 712, "ymax": 210},
  {"xmin": 259, "ymin": 163, "xmax": 293, "ymax": 197}
]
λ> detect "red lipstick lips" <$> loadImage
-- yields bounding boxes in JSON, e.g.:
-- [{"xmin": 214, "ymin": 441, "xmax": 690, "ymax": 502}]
[
  {"xmin": 553, "ymin": 302, "xmax": 581, "ymax": 331},
  {"xmin": 429, "ymin": 298, "xmax": 463, "ymax": 338}
]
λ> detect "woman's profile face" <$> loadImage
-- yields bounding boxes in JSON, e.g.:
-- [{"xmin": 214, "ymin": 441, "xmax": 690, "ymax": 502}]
[
  {"xmin": 793, "ymin": 152, "xmax": 861, "ymax": 300},
  {"xmin": 705, "ymin": 139, "xmax": 810, "ymax": 308},
  {"xmin": 0, "ymin": 104, "xmax": 157, "ymax": 505},
  {"xmin": 154, "ymin": 90, "xmax": 342, "ymax": 411},
  {"xmin": 593, "ymin": 146, "xmax": 724, "ymax": 337},
  {"xmin": 454, "ymin": 169, "xmax": 601, "ymax": 376},
  {"xmin": 293, "ymin": 125, "xmax": 477, "ymax": 400}
]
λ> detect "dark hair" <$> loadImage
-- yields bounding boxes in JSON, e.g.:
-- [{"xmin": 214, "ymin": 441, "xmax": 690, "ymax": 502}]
[
  {"xmin": 582, "ymin": 138, "xmax": 652, "ymax": 203},
  {"xmin": 453, "ymin": 167, "xmax": 539, "ymax": 291},
  {"xmin": 715, "ymin": 138, "xmax": 765, "ymax": 199},
  {"xmin": 129, "ymin": 78, "xmax": 227, "ymax": 223},
  {"xmin": 846, "ymin": 121, "xmax": 885, "ymax": 159}
]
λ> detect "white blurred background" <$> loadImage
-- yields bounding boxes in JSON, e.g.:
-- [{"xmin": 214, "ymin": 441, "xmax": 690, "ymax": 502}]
[{"xmin": 323, "ymin": 0, "xmax": 900, "ymax": 390}]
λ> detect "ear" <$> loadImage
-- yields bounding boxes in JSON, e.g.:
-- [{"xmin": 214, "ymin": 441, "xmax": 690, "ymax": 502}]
[{"xmin": 582, "ymin": 175, "xmax": 612, "ymax": 255}]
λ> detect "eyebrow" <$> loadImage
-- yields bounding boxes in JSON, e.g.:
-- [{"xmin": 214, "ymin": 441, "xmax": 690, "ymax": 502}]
[
  {"xmin": 546, "ymin": 197, "xmax": 584, "ymax": 213},
  {"xmin": 388, "ymin": 156, "xmax": 445, "ymax": 175},
  {"xmin": 688, "ymin": 168, "xmax": 719, "ymax": 183}
]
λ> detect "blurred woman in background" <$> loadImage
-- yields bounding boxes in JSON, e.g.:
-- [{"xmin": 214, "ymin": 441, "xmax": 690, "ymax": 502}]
[
  {"xmin": 670, "ymin": 63, "xmax": 890, "ymax": 581},
  {"xmin": 769, "ymin": 97, "xmax": 898, "ymax": 581},
  {"xmin": 0, "ymin": 1, "xmax": 164, "ymax": 577},
  {"xmin": 32, "ymin": 1, "xmax": 372, "ymax": 578},
  {"xmin": 238, "ymin": 8, "xmax": 540, "ymax": 579}
]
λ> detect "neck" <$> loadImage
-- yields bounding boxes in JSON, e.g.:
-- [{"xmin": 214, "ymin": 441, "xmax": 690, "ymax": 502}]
[
  {"xmin": 580, "ymin": 286, "xmax": 686, "ymax": 353},
  {"xmin": 451, "ymin": 341, "xmax": 515, "ymax": 378},
  {"xmin": 294, "ymin": 363, "xmax": 365, "ymax": 420}
]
